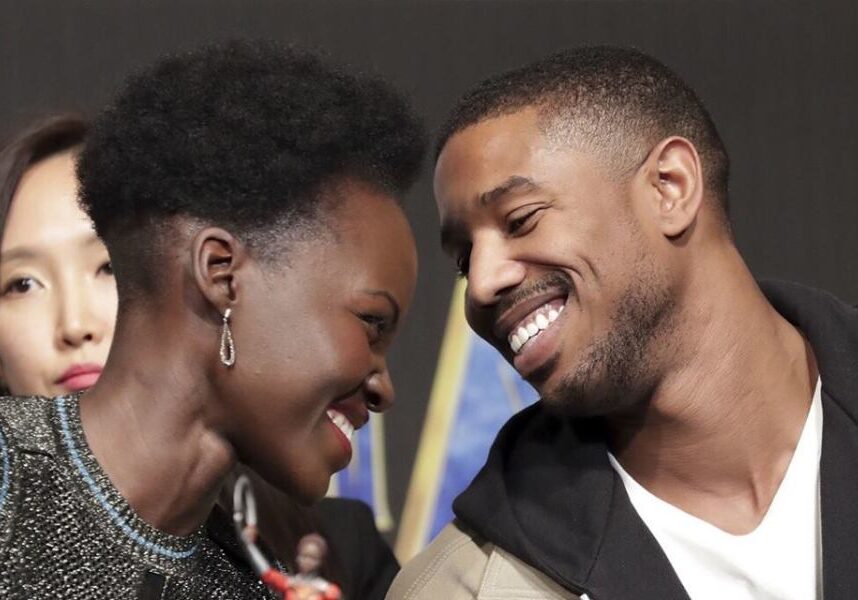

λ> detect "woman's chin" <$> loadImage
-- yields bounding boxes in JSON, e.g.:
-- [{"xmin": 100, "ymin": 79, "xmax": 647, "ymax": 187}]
[
  {"xmin": 259, "ymin": 467, "xmax": 333, "ymax": 505},
  {"xmin": 290, "ymin": 476, "xmax": 333, "ymax": 506}
]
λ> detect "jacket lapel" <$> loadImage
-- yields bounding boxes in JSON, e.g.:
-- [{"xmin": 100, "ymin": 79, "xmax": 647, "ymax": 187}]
[
  {"xmin": 761, "ymin": 281, "xmax": 858, "ymax": 599},
  {"xmin": 456, "ymin": 405, "xmax": 690, "ymax": 599},
  {"xmin": 819, "ymin": 391, "xmax": 858, "ymax": 599},
  {"xmin": 583, "ymin": 478, "xmax": 689, "ymax": 599}
]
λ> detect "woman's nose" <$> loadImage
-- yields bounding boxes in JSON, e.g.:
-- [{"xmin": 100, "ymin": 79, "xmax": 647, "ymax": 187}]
[
  {"xmin": 57, "ymin": 289, "xmax": 105, "ymax": 349},
  {"xmin": 364, "ymin": 369, "xmax": 394, "ymax": 413}
]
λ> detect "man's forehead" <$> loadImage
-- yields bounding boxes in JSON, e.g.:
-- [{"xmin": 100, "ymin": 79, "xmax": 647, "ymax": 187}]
[{"xmin": 435, "ymin": 109, "xmax": 543, "ymax": 202}]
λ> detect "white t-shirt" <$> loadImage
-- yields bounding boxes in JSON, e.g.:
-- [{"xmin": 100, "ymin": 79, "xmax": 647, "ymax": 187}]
[{"xmin": 609, "ymin": 379, "xmax": 823, "ymax": 600}]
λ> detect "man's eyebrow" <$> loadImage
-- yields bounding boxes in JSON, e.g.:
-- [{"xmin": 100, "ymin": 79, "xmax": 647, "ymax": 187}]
[
  {"xmin": 440, "ymin": 176, "xmax": 540, "ymax": 251},
  {"xmin": 478, "ymin": 175, "xmax": 538, "ymax": 206},
  {"xmin": 363, "ymin": 289, "xmax": 400, "ymax": 325}
]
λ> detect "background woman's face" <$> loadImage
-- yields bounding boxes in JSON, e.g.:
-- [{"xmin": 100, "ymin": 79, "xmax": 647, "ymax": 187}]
[
  {"xmin": 224, "ymin": 180, "xmax": 417, "ymax": 502},
  {"xmin": 0, "ymin": 151, "xmax": 117, "ymax": 396}
]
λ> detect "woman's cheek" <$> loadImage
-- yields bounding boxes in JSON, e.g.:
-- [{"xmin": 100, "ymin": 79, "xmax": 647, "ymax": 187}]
[
  {"xmin": 0, "ymin": 309, "xmax": 55, "ymax": 395},
  {"xmin": 316, "ymin": 320, "xmax": 375, "ymax": 384},
  {"xmin": 0, "ymin": 345, "xmax": 40, "ymax": 395}
]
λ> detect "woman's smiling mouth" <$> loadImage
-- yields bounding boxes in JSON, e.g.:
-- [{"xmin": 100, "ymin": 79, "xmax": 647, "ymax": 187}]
[
  {"xmin": 324, "ymin": 398, "xmax": 369, "ymax": 466},
  {"xmin": 326, "ymin": 408, "xmax": 355, "ymax": 442}
]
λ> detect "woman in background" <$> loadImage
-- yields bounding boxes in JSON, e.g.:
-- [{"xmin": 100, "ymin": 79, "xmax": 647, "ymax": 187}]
[{"xmin": 0, "ymin": 115, "xmax": 115, "ymax": 397}]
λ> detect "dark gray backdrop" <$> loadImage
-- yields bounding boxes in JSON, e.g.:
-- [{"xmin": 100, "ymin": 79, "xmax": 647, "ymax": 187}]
[{"xmin": 3, "ymin": 0, "xmax": 857, "ymax": 541}]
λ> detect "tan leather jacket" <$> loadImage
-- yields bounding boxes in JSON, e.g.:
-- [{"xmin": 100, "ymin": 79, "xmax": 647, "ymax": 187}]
[{"xmin": 387, "ymin": 523, "xmax": 582, "ymax": 600}]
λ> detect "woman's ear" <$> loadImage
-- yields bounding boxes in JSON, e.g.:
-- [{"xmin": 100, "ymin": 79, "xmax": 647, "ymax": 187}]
[
  {"xmin": 190, "ymin": 227, "xmax": 246, "ymax": 315},
  {"xmin": 639, "ymin": 136, "xmax": 704, "ymax": 238}
]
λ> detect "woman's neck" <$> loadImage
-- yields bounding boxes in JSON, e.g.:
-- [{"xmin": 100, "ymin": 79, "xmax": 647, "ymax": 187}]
[{"xmin": 79, "ymin": 312, "xmax": 235, "ymax": 536}]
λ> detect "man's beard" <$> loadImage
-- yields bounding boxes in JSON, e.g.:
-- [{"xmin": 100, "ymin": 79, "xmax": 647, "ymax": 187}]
[{"xmin": 540, "ymin": 264, "xmax": 676, "ymax": 418}]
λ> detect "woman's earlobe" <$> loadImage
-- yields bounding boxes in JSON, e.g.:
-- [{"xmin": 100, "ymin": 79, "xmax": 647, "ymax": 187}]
[{"xmin": 191, "ymin": 227, "xmax": 242, "ymax": 314}]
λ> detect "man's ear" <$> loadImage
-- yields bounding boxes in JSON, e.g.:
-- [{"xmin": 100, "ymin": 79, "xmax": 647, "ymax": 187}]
[
  {"xmin": 639, "ymin": 136, "xmax": 704, "ymax": 238},
  {"xmin": 191, "ymin": 227, "xmax": 246, "ymax": 315}
]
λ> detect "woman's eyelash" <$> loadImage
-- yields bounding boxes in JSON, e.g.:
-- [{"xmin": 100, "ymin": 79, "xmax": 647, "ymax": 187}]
[
  {"xmin": 361, "ymin": 314, "xmax": 390, "ymax": 335},
  {"xmin": 98, "ymin": 261, "xmax": 114, "ymax": 276},
  {"xmin": 2, "ymin": 277, "xmax": 38, "ymax": 296}
]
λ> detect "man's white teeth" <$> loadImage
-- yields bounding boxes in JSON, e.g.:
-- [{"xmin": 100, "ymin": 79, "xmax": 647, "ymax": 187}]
[
  {"xmin": 326, "ymin": 409, "xmax": 354, "ymax": 442},
  {"xmin": 508, "ymin": 303, "xmax": 565, "ymax": 355}
]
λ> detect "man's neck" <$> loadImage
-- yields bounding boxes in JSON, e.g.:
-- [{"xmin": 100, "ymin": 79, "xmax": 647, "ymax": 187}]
[
  {"xmin": 608, "ymin": 249, "xmax": 817, "ymax": 534},
  {"xmin": 79, "ymin": 310, "xmax": 235, "ymax": 537}
]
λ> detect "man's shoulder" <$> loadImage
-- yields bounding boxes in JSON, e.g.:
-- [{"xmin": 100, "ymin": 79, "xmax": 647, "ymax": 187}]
[
  {"xmin": 388, "ymin": 522, "xmax": 580, "ymax": 600},
  {"xmin": 388, "ymin": 522, "xmax": 491, "ymax": 599}
]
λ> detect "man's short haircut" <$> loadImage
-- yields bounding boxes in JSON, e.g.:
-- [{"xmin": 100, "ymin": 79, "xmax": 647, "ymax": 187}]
[
  {"xmin": 78, "ymin": 40, "xmax": 426, "ymax": 300},
  {"xmin": 438, "ymin": 46, "xmax": 730, "ymax": 222}
]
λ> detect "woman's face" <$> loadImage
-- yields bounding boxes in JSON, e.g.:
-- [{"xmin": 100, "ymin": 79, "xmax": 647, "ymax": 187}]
[
  {"xmin": 0, "ymin": 151, "xmax": 117, "ymax": 396},
  {"xmin": 223, "ymin": 179, "xmax": 418, "ymax": 502}
]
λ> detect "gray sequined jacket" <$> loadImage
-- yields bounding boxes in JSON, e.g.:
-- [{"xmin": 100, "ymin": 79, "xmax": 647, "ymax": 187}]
[{"xmin": 0, "ymin": 394, "xmax": 274, "ymax": 599}]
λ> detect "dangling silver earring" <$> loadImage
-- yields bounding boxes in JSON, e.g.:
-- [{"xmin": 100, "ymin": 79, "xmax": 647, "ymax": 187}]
[{"xmin": 219, "ymin": 308, "xmax": 235, "ymax": 367}]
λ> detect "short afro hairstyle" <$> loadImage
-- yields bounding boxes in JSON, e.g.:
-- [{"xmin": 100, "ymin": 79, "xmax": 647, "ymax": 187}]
[
  {"xmin": 78, "ymin": 40, "xmax": 426, "ymax": 297},
  {"xmin": 438, "ymin": 46, "xmax": 730, "ymax": 222}
]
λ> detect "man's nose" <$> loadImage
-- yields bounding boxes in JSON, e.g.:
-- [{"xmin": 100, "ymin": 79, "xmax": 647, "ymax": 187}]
[{"xmin": 465, "ymin": 239, "xmax": 526, "ymax": 309}]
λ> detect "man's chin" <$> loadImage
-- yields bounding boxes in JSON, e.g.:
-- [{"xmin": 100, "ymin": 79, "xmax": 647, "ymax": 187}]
[
  {"xmin": 537, "ymin": 366, "xmax": 617, "ymax": 419},
  {"xmin": 522, "ymin": 353, "xmax": 560, "ymax": 390}
]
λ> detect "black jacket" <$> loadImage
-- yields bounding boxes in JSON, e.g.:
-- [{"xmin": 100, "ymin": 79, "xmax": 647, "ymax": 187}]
[{"xmin": 453, "ymin": 281, "xmax": 858, "ymax": 599}]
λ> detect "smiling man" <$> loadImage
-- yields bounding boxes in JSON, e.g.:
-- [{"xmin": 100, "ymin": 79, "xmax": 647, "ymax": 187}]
[{"xmin": 389, "ymin": 47, "xmax": 858, "ymax": 600}]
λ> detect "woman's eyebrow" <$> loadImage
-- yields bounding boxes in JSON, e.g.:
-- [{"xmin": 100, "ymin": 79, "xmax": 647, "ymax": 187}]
[
  {"xmin": 362, "ymin": 289, "xmax": 400, "ymax": 325},
  {"xmin": 83, "ymin": 232, "xmax": 105, "ymax": 247},
  {"xmin": 0, "ymin": 246, "xmax": 39, "ymax": 262},
  {"xmin": 1, "ymin": 232, "xmax": 103, "ymax": 263}
]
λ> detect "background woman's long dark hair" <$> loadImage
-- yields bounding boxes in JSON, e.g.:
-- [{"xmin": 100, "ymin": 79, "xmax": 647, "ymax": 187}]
[{"xmin": 0, "ymin": 115, "xmax": 88, "ymax": 240}]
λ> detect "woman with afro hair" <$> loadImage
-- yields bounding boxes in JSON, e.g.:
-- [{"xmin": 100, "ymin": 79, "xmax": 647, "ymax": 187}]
[{"xmin": 0, "ymin": 40, "xmax": 425, "ymax": 598}]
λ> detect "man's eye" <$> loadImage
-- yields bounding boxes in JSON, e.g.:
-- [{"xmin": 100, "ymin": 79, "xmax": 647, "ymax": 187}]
[
  {"xmin": 2, "ymin": 277, "xmax": 39, "ymax": 296},
  {"xmin": 507, "ymin": 209, "xmax": 541, "ymax": 235},
  {"xmin": 456, "ymin": 248, "xmax": 471, "ymax": 279}
]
